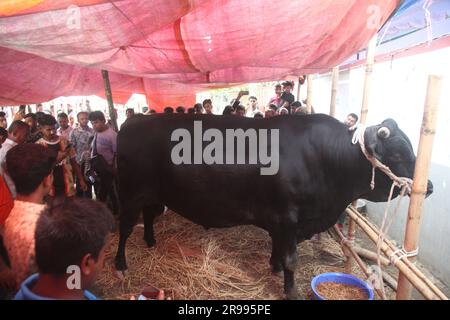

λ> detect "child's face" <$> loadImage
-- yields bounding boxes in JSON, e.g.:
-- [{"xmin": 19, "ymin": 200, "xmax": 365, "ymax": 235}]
[
  {"xmin": 40, "ymin": 124, "xmax": 57, "ymax": 141},
  {"xmin": 58, "ymin": 117, "xmax": 69, "ymax": 129},
  {"xmin": 283, "ymin": 85, "xmax": 292, "ymax": 93}
]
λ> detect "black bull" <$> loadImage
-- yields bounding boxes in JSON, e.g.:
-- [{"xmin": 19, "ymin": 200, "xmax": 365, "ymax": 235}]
[{"xmin": 114, "ymin": 114, "xmax": 433, "ymax": 299}]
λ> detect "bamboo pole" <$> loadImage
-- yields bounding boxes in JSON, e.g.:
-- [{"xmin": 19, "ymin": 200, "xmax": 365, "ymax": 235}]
[
  {"xmin": 297, "ymin": 76, "xmax": 302, "ymax": 102},
  {"xmin": 345, "ymin": 34, "xmax": 377, "ymax": 274},
  {"xmin": 345, "ymin": 208, "xmax": 440, "ymax": 300},
  {"xmin": 347, "ymin": 206, "xmax": 448, "ymax": 300},
  {"xmin": 353, "ymin": 246, "xmax": 390, "ymax": 267},
  {"xmin": 306, "ymin": 75, "xmax": 313, "ymax": 114},
  {"xmin": 329, "ymin": 66, "xmax": 339, "ymax": 118},
  {"xmin": 359, "ymin": 35, "xmax": 377, "ymax": 125},
  {"xmin": 101, "ymin": 69, "xmax": 119, "ymax": 132},
  {"xmin": 396, "ymin": 75, "xmax": 443, "ymax": 300}
]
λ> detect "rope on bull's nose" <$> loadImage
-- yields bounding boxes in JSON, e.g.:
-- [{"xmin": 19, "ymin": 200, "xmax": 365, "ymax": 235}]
[{"xmin": 351, "ymin": 125, "xmax": 413, "ymax": 299}]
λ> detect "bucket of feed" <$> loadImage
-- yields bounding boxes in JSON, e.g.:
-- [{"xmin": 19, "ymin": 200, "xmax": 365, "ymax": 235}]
[{"xmin": 311, "ymin": 272, "xmax": 374, "ymax": 300}]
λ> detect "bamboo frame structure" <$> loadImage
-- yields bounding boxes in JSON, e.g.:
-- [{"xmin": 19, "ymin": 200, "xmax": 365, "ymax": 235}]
[
  {"xmin": 396, "ymin": 75, "xmax": 443, "ymax": 300},
  {"xmin": 329, "ymin": 66, "xmax": 339, "ymax": 118},
  {"xmin": 306, "ymin": 75, "xmax": 313, "ymax": 114},
  {"xmin": 101, "ymin": 69, "xmax": 119, "ymax": 132},
  {"xmin": 346, "ymin": 206, "xmax": 447, "ymax": 300}
]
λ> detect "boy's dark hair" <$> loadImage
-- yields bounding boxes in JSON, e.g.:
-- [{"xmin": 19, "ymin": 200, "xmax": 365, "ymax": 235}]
[
  {"xmin": 193, "ymin": 103, "xmax": 203, "ymax": 113},
  {"xmin": 88, "ymin": 111, "xmax": 105, "ymax": 122},
  {"xmin": 254, "ymin": 112, "xmax": 264, "ymax": 118},
  {"xmin": 38, "ymin": 114, "xmax": 57, "ymax": 127},
  {"xmin": 275, "ymin": 84, "xmax": 282, "ymax": 88},
  {"xmin": 176, "ymin": 106, "xmax": 185, "ymax": 113},
  {"xmin": 0, "ymin": 127, "xmax": 8, "ymax": 140},
  {"xmin": 77, "ymin": 111, "xmax": 89, "ymax": 120},
  {"xmin": 202, "ymin": 99, "xmax": 212, "ymax": 106},
  {"xmin": 236, "ymin": 105, "xmax": 245, "ymax": 112},
  {"xmin": 126, "ymin": 108, "xmax": 134, "ymax": 114},
  {"xmin": 6, "ymin": 143, "xmax": 56, "ymax": 195},
  {"xmin": 8, "ymin": 120, "xmax": 30, "ymax": 134},
  {"xmin": 249, "ymin": 96, "xmax": 257, "ymax": 101},
  {"xmin": 348, "ymin": 113, "xmax": 359, "ymax": 122},
  {"xmin": 187, "ymin": 108, "xmax": 195, "ymax": 114},
  {"xmin": 57, "ymin": 112, "xmax": 68, "ymax": 119},
  {"xmin": 222, "ymin": 105, "xmax": 234, "ymax": 115},
  {"xmin": 35, "ymin": 197, "xmax": 114, "ymax": 275},
  {"xmin": 24, "ymin": 113, "xmax": 37, "ymax": 121},
  {"xmin": 163, "ymin": 107, "xmax": 174, "ymax": 114},
  {"xmin": 282, "ymin": 81, "xmax": 293, "ymax": 88},
  {"xmin": 0, "ymin": 111, "xmax": 5, "ymax": 118},
  {"xmin": 291, "ymin": 101, "xmax": 302, "ymax": 108}
]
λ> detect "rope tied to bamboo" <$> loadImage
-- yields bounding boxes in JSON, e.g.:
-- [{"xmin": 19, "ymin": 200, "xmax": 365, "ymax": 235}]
[{"xmin": 390, "ymin": 246, "xmax": 420, "ymax": 266}]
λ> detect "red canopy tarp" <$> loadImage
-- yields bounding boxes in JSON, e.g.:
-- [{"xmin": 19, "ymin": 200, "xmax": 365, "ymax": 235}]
[{"xmin": 0, "ymin": 0, "xmax": 401, "ymax": 110}]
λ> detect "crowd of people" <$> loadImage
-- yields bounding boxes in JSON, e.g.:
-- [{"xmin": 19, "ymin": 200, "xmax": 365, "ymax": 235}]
[
  {"xmin": 0, "ymin": 83, "xmax": 359, "ymax": 300},
  {"xmin": 0, "ymin": 106, "xmax": 123, "ymax": 300},
  {"xmin": 144, "ymin": 81, "xmax": 310, "ymax": 118}
]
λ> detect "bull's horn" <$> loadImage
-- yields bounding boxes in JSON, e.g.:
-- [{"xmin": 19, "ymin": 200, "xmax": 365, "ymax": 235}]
[{"xmin": 377, "ymin": 127, "xmax": 390, "ymax": 139}]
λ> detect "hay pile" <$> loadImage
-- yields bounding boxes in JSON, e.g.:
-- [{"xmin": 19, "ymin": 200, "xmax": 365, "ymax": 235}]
[{"xmin": 93, "ymin": 211, "xmax": 377, "ymax": 300}]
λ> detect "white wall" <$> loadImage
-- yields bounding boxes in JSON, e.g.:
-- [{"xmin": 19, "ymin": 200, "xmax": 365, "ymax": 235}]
[{"xmin": 312, "ymin": 46, "xmax": 450, "ymax": 285}]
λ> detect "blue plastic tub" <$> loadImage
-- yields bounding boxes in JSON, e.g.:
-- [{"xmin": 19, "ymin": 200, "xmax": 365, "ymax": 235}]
[{"xmin": 311, "ymin": 272, "xmax": 374, "ymax": 300}]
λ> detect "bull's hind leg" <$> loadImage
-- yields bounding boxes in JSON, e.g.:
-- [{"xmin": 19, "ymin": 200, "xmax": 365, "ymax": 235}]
[
  {"xmin": 273, "ymin": 229, "xmax": 300, "ymax": 300},
  {"xmin": 115, "ymin": 201, "xmax": 142, "ymax": 274},
  {"xmin": 142, "ymin": 204, "xmax": 164, "ymax": 247},
  {"xmin": 269, "ymin": 234, "xmax": 283, "ymax": 274}
]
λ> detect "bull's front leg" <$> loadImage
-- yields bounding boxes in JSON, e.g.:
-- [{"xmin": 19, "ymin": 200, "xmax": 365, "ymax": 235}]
[
  {"xmin": 142, "ymin": 204, "xmax": 164, "ymax": 247},
  {"xmin": 115, "ymin": 202, "xmax": 141, "ymax": 276}
]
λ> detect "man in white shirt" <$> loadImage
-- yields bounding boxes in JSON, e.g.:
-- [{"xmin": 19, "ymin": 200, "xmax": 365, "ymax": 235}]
[{"xmin": 0, "ymin": 121, "xmax": 30, "ymax": 197}]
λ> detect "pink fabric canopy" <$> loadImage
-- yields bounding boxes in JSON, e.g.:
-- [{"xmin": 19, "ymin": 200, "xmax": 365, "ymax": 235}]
[{"xmin": 0, "ymin": 0, "xmax": 400, "ymax": 110}]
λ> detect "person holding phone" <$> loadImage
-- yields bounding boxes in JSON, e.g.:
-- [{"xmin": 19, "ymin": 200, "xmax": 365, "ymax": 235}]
[
  {"xmin": 35, "ymin": 114, "xmax": 87, "ymax": 197},
  {"xmin": 12, "ymin": 105, "xmax": 26, "ymax": 122}
]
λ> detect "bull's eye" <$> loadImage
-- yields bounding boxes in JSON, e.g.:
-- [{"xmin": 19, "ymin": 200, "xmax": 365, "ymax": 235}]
[{"xmin": 377, "ymin": 127, "xmax": 390, "ymax": 139}]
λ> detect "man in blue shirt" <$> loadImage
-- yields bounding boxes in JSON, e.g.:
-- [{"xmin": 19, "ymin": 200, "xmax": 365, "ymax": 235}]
[{"xmin": 15, "ymin": 197, "xmax": 114, "ymax": 300}]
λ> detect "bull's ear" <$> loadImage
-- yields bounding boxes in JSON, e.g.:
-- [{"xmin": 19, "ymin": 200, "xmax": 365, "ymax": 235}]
[{"xmin": 381, "ymin": 119, "xmax": 398, "ymax": 132}]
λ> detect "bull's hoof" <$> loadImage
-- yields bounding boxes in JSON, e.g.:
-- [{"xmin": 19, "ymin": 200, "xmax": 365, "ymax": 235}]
[
  {"xmin": 115, "ymin": 270, "xmax": 128, "ymax": 280},
  {"xmin": 285, "ymin": 289, "xmax": 301, "ymax": 300}
]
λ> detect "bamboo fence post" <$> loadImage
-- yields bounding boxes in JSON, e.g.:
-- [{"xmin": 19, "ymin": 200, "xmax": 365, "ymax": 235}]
[
  {"xmin": 101, "ymin": 69, "xmax": 119, "ymax": 132},
  {"xmin": 345, "ymin": 35, "xmax": 377, "ymax": 273},
  {"xmin": 297, "ymin": 76, "xmax": 302, "ymax": 102},
  {"xmin": 329, "ymin": 66, "xmax": 339, "ymax": 118},
  {"xmin": 359, "ymin": 35, "xmax": 377, "ymax": 124},
  {"xmin": 306, "ymin": 75, "xmax": 313, "ymax": 114},
  {"xmin": 396, "ymin": 75, "xmax": 443, "ymax": 300}
]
